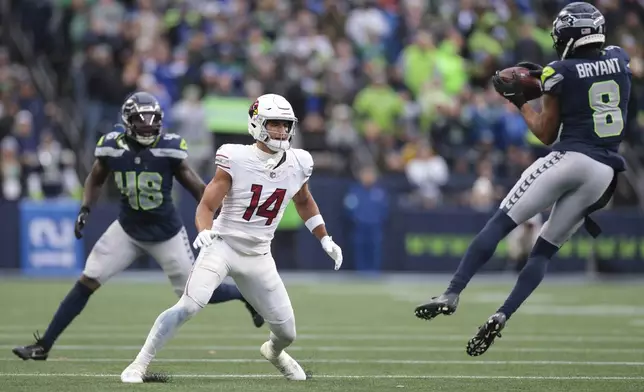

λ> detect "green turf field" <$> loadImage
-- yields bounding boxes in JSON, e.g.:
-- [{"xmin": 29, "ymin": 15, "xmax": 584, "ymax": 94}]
[{"xmin": 0, "ymin": 278, "xmax": 643, "ymax": 391}]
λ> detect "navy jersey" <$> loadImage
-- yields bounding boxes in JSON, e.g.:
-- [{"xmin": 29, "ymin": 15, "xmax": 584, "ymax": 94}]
[
  {"xmin": 541, "ymin": 45, "xmax": 632, "ymax": 171},
  {"xmin": 95, "ymin": 132, "xmax": 187, "ymax": 242}
]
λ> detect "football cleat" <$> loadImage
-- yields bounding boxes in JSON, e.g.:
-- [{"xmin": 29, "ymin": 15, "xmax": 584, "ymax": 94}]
[
  {"xmin": 12, "ymin": 332, "xmax": 48, "ymax": 361},
  {"xmin": 244, "ymin": 300, "xmax": 265, "ymax": 328},
  {"xmin": 121, "ymin": 363, "xmax": 146, "ymax": 383},
  {"xmin": 466, "ymin": 312, "xmax": 507, "ymax": 356},
  {"xmin": 414, "ymin": 293, "xmax": 460, "ymax": 321},
  {"xmin": 260, "ymin": 341, "xmax": 307, "ymax": 381}
]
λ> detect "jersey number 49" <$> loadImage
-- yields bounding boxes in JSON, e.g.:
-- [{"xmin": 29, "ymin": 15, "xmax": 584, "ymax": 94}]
[{"xmin": 243, "ymin": 184, "xmax": 286, "ymax": 225}]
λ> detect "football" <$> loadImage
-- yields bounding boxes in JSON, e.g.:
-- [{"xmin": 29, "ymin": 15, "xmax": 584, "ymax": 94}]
[{"xmin": 498, "ymin": 66, "xmax": 543, "ymax": 101}]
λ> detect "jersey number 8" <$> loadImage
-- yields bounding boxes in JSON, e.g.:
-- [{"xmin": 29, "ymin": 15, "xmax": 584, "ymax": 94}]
[
  {"xmin": 589, "ymin": 80, "xmax": 624, "ymax": 138},
  {"xmin": 115, "ymin": 171, "xmax": 163, "ymax": 210}
]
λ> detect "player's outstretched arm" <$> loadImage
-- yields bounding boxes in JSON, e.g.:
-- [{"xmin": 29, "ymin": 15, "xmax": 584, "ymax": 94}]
[
  {"xmin": 292, "ymin": 182, "xmax": 326, "ymax": 239},
  {"xmin": 81, "ymin": 159, "xmax": 110, "ymax": 208},
  {"xmin": 174, "ymin": 160, "xmax": 206, "ymax": 202},
  {"xmin": 520, "ymin": 94, "xmax": 560, "ymax": 146},
  {"xmin": 293, "ymin": 182, "xmax": 343, "ymax": 270},
  {"xmin": 193, "ymin": 168, "xmax": 232, "ymax": 249},
  {"xmin": 74, "ymin": 159, "xmax": 110, "ymax": 239}
]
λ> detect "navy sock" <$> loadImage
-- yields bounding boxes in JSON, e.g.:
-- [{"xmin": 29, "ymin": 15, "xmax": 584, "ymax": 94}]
[
  {"xmin": 41, "ymin": 281, "xmax": 94, "ymax": 351},
  {"xmin": 447, "ymin": 210, "xmax": 517, "ymax": 295},
  {"xmin": 498, "ymin": 237, "xmax": 559, "ymax": 318},
  {"xmin": 208, "ymin": 283, "xmax": 244, "ymax": 304}
]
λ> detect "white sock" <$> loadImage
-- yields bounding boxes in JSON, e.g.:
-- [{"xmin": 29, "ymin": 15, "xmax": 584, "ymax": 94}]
[{"xmin": 134, "ymin": 296, "xmax": 201, "ymax": 367}]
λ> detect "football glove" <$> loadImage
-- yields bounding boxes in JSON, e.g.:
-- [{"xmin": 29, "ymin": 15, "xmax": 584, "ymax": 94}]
[
  {"xmin": 321, "ymin": 236, "xmax": 343, "ymax": 270},
  {"xmin": 74, "ymin": 206, "xmax": 90, "ymax": 239},
  {"xmin": 516, "ymin": 61, "xmax": 543, "ymax": 78},
  {"xmin": 193, "ymin": 229, "xmax": 216, "ymax": 249},
  {"xmin": 492, "ymin": 71, "xmax": 526, "ymax": 109}
]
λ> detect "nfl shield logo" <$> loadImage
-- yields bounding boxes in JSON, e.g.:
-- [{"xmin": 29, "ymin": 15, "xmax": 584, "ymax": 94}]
[{"xmin": 134, "ymin": 157, "xmax": 141, "ymax": 164}]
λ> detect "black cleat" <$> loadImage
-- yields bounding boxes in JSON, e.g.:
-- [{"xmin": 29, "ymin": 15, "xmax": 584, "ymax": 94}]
[
  {"xmin": 466, "ymin": 312, "xmax": 507, "ymax": 357},
  {"xmin": 244, "ymin": 301, "xmax": 265, "ymax": 328},
  {"xmin": 415, "ymin": 293, "xmax": 460, "ymax": 321},
  {"xmin": 12, "ymin": 332, "xmax": 49, "ymax": 361}
]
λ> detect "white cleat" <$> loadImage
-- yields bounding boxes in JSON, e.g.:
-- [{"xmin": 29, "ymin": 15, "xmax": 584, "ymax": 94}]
[
  {"xmin": 121, "ymin": 362, "xmax": 146, "ymax": 383},
  {"xmin": 260, "ymin": 341, "xmax": 307, "ymax": 381}
]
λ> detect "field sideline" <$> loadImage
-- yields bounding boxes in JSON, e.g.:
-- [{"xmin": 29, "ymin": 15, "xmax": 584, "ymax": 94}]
[{"xmin": 0, "ymin": 275, "xmax": 643, "ymax": 391}]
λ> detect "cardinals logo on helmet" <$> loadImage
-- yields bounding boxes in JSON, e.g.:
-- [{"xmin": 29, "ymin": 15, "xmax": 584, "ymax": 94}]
[{"xmin": 249, "ymin": 100, "xmax": 259, "ymax": 118}]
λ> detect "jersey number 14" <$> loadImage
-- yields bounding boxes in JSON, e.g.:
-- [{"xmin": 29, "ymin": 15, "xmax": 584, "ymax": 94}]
[{"xmin": 243, "ymin": 184, "xmax": 286, "ymax": 225}]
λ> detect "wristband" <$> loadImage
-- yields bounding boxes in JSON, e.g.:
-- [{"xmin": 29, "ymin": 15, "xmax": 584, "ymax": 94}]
[{"xmin": 304, "ymin": 214, "xmax": 324, "ymax": 232}]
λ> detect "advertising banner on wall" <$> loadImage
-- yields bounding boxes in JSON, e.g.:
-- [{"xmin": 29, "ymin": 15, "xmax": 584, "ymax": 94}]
[{"xmin": 19, "ymin": 200, "xmax": 84, "ymax": 277}]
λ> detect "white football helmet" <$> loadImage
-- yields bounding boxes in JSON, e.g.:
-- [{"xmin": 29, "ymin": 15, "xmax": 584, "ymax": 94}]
[{"xmin": 248, "ymin": 94, "xmax": 297, "ymax": 152}]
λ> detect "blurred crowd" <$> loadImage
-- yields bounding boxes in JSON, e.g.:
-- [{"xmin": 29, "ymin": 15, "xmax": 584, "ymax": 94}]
[
  {"xmin": 4, "ymin": 0, "xmax": 644, "ymax": 210},
  {"xmin": 0, "ymin": 24, "xmax": 81, "ymax": 201}
]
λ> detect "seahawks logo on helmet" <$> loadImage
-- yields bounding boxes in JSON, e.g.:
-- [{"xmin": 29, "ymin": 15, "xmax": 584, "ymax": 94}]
[{"xmin": 557, "ymin": 13, "xmax": 577, "ymax": 28}]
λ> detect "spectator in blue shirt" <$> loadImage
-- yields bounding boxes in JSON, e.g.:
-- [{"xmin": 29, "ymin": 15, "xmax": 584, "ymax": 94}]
[{"xmin": 344, "ymin": 166, "xmax": 389, "ymax": 273}]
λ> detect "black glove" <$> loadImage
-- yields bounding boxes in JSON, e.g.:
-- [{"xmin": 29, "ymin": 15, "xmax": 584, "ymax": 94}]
[
  {"xmin": 74, "ymin": 206, "xmax": 90, "ymax": 239},
  {"xmin": 516, "ymin": 61, "xmax": 543, "ymax": 78},
  {"xmin": 492, "ymin": 71, "xmax": 527, "ymax": 109}
]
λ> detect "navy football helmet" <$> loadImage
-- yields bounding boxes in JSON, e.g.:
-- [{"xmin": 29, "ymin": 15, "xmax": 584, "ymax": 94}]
[
  {"xmin": 121, "ymin": 92, "xmax": 163, "ymax": 146},
  {"xmin": 551, "ymin": 2, "xmax": 605, "ymax": 59}
]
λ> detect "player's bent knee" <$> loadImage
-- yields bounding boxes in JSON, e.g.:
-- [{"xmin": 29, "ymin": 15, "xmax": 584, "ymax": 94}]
[
  {"xmin": 79, "ymin": 275, "xmax": 101, "ymax": 291},
  {"xmin": 184, "ymin": 263, "xmax": 226, "ymax": 307},
  {"xmin": 176, "ymin": 295, "xmax": 203, "ymax": 318}
]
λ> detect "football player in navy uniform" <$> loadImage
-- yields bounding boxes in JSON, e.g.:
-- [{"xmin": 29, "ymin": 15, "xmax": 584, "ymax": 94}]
[
  {"xmin": 414, "ymin": 2, "xmax": 633, "ymax": 356},
  {"xmin": 13, "ymin": 92, "xmax": 264, "ymax": 361}
]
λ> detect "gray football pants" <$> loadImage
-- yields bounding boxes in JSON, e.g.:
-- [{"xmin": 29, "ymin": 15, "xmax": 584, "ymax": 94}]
[
  {"xmin": 500, "ymin": 151, "xmax": 616, "ymax": 247},
  {"xmin": 83, "ymin": 220, "xmax": 193, "ymax": 295}
]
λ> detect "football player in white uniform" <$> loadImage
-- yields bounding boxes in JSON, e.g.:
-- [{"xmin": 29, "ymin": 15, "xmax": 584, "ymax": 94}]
[{"xmin": 121, "ymin": 94, "xmax": 343, "ymax": 382}]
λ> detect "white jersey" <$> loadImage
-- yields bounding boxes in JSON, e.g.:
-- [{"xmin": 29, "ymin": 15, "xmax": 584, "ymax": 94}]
[{"xmin": 213, "ymin": 144, "xmax": 313, "ymax": 255}]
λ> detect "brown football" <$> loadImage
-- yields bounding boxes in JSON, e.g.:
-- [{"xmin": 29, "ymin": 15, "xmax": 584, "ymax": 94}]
[{"xmin": 499, "ymin": 66, "xmax": 543, "ymax": 101}]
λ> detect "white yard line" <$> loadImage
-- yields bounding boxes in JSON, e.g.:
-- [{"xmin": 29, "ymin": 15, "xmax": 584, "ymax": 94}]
[
  {"xmin": 0, "ymin": 373, "xmax": 642, "ymax": 380},
  {"xmin": 0, "ymin": 325, "xmax": 640, "ymax": 336},
  {"xmin": 0, "ymin": 357, "xmax": 642, "ymax": 366},
  {"xmin": 1, "ymin": 332, "xmax": 642, "ymax": 343},
  {"xmin": 1, "ymin": 344, "xmax": 641, "ymax": 354}
]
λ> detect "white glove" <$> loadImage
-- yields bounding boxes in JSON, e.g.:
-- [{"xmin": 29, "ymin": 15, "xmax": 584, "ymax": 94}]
[
  {"xmin": 321, "ymin": 236, "xmax": 343, "ymax": 270},
  {"xmin": 193, "ymin": 229, "xmax": 216, "ymax": 249}
]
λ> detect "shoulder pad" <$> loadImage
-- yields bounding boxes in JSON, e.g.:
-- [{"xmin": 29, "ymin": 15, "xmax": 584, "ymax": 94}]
[
  {"xmin": 215, "ymin": 144, "xmax": 239, "ymax": 173},
  {"xmin": 95, "ymin": 132, "xmax": 127, "ymax": 158},
  {"xmin": 605, "ymin": 45, "xmax": 631, "ymax": 64},
  {"xmin": 96, "ymin": 131, "xmax": 122, "ymax": 147},
  {"xmin": 157, "ymin": 133, "xmax": 187, "ymax": 150},
  {"xmin": 541, "ymin": 61, "xmax": 565, "ymax": 94},
  {"xmin": 291, "ymin": 148, "xmax": 314, "ymax": 179},
  {"xmin": 149, "ymin": 133, "xmax": 188, "ymax": 160}
]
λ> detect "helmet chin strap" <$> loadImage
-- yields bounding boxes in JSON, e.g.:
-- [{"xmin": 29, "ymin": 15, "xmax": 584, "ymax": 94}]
[{"xmin": 560, "ymin": 38, "xmax": 574, "ymax": 59}]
